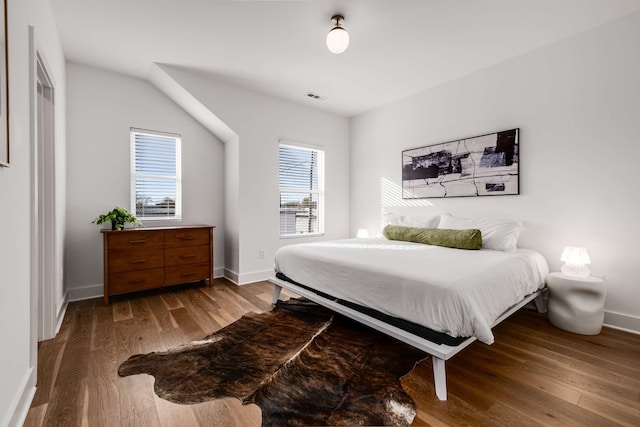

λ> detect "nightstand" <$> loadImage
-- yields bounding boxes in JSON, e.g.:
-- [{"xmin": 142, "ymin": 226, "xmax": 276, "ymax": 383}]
[{"xmin": 546, "ymin": 272, "xmax": 605, "ymax": 335}]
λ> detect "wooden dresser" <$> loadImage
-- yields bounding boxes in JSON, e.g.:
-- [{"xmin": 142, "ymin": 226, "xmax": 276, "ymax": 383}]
[{"xmin": 101, "ymin": 225, "xmax": 214, "ymax": 304}]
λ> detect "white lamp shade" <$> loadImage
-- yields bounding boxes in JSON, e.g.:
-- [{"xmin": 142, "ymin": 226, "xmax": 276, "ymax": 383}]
[
  {"xmin": 560, "ymin": 246, "xmax": 591, "ymax": 264},
  {"xmin": 560, "ymin": 246, "xmax": 591, "ymax": 277},
  {"xmin": 326, "ymin": 27, "xmax": 349, "ymax": 54},
  {"xmin": 356, "ymin": 228, "xmax": 370, "ymax": 238}
]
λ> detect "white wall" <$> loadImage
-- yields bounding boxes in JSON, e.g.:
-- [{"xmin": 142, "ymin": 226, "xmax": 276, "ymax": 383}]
[
  {"xmin": 0, "ymin": 0, "xmax": 67, "ymax": 425},
  {"xmin": 65, "ymin": 63, "xmax": 225, "ymax": 299},
  {"xmin": 158, "ymin": 65, "xmax": 351, "ymax": 284},
  {"xmin": 350, "ymin": 11, "xmax": 640, "ymax": 330}
]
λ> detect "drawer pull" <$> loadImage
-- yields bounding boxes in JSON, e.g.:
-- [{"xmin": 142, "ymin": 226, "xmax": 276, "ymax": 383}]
[
  {"xmin": 181, "ymin": 272, "xmax": 196, "ymax": 277},
  {"xmin": 180, "ymin": 254, "xmax": 196, "ymax": 259},
  {"xmin": 129, "ymin": 279, "xmax": 146, "ymax": 284},
  {"xmin": 129, "ymin": 259, "xmax": 147, "ymax": 264},
  {"xmin": 128, "ymin": 239, "xmax": 147, "ymax": 244},
  {"xmin": 178, "ymin": 234, "xmax": 195, "ymax": 240}
]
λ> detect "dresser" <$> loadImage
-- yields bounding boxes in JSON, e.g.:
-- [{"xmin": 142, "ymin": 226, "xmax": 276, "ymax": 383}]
[{"xmin": 101, "ymin": 225, "xmax": 214, "ymax": 304}]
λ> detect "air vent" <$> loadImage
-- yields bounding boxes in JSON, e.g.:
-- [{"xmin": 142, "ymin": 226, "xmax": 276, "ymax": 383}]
[{"xmin": 305, "ymin": 92, "xmax": 327, "ymax": 101}]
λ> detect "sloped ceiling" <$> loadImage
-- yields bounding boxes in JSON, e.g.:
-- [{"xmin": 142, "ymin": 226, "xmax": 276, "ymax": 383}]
[{"xmin": 52, "ymin": 0, "xmax": 640, "ymax": 117}]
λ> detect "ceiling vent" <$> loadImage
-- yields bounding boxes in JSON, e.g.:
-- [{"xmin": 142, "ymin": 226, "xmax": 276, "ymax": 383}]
[{"xmin": 305, "ymin": 92, "xmax": 327, "ymax": 101}]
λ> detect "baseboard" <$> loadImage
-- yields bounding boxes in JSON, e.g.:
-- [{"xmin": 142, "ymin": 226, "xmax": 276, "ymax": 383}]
[
  {"xmin": 213, "ymin": 267, "xmax": 225, "ymax": 279},
  {"xmin": 224, "ymin": 268, "xmax": 239, "ymax": 285},
  {"xmin": 237, "ymin": 269, "xmax": 274, "ymax": 285},
  {"xmin": 54, "ymin": 299, "xmax": 69, "ymax": 336},
  {"xmin": 3, "ymin": 367, "xmax": 36, "ymax": 427},
  {"xmin": 66, "ymin": 283, "xmax": 103, "ymax": 302},
  {"xmin": 604, "ymin": 310, "xmax": 640, "ymax": 335},
  {"xmin": 223, "ymin": 268, "xmax": 273, "ymax": 286}
]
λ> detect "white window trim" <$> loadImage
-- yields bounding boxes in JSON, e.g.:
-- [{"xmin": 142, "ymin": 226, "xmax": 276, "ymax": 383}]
[
  {"xmin": 279, "ymin": 141, "xmax": 325, "ymax": 238},
  {"xmin": 130, "ymin": 128, "xmax": 182, "ymax": 221}
]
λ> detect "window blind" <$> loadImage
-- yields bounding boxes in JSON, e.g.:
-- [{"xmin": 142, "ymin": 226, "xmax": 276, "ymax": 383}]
[
  {"xmin": 279, "ymin": 143, "xmax": 324, "ymax": 236},
  {"xmin": 130, "ymin": 128, "xmax": 182, "ymax": 219}
]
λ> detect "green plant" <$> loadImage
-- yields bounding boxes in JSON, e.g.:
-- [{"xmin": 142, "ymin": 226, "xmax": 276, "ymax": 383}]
[{"xmin": 92, "ymin": 206, "xmax": 141, "ymax": 231}]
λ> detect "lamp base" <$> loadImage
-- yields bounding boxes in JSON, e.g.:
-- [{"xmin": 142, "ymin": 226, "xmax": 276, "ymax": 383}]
[{"xmin": 561, "ymin": 263, "xmax": 590, "ymax": 278}]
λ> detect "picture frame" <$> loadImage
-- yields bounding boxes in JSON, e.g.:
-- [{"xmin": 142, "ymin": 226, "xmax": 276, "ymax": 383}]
[
  {"xmin": 0, "ymin": 0, "xmax": 8, "ymax": 167},
  {"xmin": 402, "ymin": 128, "xmax": 519, "ymax": 199}
]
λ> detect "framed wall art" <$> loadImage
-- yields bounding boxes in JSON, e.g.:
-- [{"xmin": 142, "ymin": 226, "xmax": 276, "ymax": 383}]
[
  {"xmin": 0, "ymin": 0, "xmax": 8, "ymax": 167},
  {"xmin": 402, "ymin": 128, "xmax": 519, "ymax": 199}
]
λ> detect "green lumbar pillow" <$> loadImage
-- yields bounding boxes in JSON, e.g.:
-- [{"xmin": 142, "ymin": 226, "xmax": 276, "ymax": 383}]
[{"xmin": 383, "ymin": 225, "xmax": 482, "ymax": 250}]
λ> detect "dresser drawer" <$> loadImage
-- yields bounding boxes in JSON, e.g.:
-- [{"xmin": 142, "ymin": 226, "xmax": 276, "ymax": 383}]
[
  {"xmin": 164, "ymin": 228, "xmax": 210, "ymax": 248},
  {"xmin": 165, "ymin": 263, "xmax": 211, "ymax": 285},
  {"xmin": 109, "ymin": 268, "xmax": 164, "ymax": 295},
  {"xmin": 165, "ymin": 245, "xmax": 210, "ymax": 267},
  {"xmin": 108, "ymin": 249, "xmax": 164, "ymax": 273},
  {"xmin": 107, "ymin": 230, "xmax": 164, "ymax": 253}
]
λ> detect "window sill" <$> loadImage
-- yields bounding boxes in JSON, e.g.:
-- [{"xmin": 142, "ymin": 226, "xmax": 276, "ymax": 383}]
[{"xmin": 280, "ymin": 233, "xmax": 325, "ymax": 240}]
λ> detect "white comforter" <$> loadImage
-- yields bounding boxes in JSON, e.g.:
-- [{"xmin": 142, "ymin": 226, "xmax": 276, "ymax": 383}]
[{"xmin": 274, "ymin": 238, "xmax": 549, "ymax": 344}]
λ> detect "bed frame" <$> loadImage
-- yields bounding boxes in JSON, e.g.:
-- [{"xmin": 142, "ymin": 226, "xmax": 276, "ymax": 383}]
[{"xmin": 270, "ymin": 276, "xmax": 546, "ymax": 401}]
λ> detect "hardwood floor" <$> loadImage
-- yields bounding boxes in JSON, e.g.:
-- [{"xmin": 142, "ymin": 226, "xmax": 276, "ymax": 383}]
[{"xmin": 24, "ymin": 279, "xmax": 640, "ymax": 426}]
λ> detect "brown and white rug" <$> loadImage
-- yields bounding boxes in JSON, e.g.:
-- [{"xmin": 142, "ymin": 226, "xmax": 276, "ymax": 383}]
[{"xmin": 118, "ymin": 298, "xmax": 427, "ymax": 426}]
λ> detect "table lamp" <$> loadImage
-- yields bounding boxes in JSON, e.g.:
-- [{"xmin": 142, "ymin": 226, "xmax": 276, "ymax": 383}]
[
  {"xmin": 356, "ymin": 228, "xmax": 370, "ymax": 238},
  {"xmin": 560, "ymin": 246, "xmax": 591, "ymax": 277}
]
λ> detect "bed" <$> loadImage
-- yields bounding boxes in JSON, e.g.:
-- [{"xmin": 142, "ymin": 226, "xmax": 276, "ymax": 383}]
[{"xmin": 270, "ymin": 222, "xmax": 549, "ymax": 400}]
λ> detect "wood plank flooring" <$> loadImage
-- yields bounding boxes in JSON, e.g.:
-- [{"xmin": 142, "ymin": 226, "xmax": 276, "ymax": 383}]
[{"xmin": 24, "ymin": 279, "xmax": 640, "ymax": 426}]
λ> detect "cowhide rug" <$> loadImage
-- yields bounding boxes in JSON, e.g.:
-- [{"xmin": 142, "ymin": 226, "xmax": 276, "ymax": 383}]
[{"xmin": 118, "ymin": 298, "xmax": 427, "ymax": 426}]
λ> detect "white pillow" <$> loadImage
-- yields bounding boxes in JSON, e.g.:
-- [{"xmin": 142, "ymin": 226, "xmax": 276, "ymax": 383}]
[
  {"xmin": 382, "ymin": 212, "xmax": 405, "ymax": 227},
  {"xmin": 382, "ymin": 212, "xmax": 442, "ymax": 229},
  {"xmin": 438, "ymin": 214, "xmax": 523, "ymax": 252}
]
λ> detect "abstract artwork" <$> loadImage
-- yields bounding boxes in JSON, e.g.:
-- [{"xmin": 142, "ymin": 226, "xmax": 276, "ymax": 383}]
[{"xmin": 402, "ymin": 128, "xmax": 519, "ymax": 199}]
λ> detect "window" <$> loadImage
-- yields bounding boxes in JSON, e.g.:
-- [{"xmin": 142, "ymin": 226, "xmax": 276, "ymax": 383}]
[
  {"xmin": 279, "ymin": 143, "xmax": 325, "ymax": 236},
  {"xmin": 130, "ymin": 128, "xmax": 182, "ymax": 220}
]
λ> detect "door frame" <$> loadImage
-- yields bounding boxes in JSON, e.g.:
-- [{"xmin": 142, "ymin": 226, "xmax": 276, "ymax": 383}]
[{"xmin": 29, "ymin": 26, "xmax": 58, "ymax": 356}]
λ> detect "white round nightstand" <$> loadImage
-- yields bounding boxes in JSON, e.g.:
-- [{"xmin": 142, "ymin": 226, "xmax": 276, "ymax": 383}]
[{"xmin": 547, "ymin": 272, "xmax": 606, "ymax": 335}]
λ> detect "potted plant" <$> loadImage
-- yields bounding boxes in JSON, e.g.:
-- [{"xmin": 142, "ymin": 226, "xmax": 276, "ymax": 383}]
[{"xmin": 93, "ymin": 206, "xmax": 141, "ymax": 231}]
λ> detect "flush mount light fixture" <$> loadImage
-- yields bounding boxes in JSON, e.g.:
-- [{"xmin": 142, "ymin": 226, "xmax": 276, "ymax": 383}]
[{"xmin": 326, "ymin": 15, "xmax": 349, "ymax": 54}]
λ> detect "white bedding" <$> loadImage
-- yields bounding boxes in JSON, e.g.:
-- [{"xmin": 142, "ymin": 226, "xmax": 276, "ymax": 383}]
[{"xmin": 274, "ymin": 238, "xmax": 549, "ymax": 344}]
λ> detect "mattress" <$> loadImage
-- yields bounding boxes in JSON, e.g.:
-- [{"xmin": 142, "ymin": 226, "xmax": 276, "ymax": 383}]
[{"xmin": 274, "ymin": 238, "xmax": 549, "ymax": 344}]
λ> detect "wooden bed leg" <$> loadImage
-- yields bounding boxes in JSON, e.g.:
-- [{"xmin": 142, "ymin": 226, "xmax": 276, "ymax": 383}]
[
  {"xmin": 432, "ymin": 357, "xmax": 447, "ymax": 401},
  {"xmin": 534, "ymin": 293, "xmax": 547, "ymax": 313},
  {"xmin": 271, "ymin": 285, "xmax": 282, "ymax": 305}
]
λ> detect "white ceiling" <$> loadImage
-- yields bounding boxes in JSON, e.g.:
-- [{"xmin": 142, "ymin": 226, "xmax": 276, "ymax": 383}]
[{"xmin": 51, "ymin": 0, "xmax": 640, "ymax": 117}]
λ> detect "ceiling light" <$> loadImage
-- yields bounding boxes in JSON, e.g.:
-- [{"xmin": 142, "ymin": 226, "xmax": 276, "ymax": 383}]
[{"xmin": 326, "ymin": 15, "xmax": 349, "ymax": 54}]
